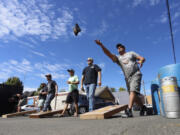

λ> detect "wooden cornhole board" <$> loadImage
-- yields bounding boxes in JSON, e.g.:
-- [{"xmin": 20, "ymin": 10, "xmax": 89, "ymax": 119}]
[
  {"xmin": 2, "ymin": 110, "xmax": 37, "ymax": 118},
  {"xmin": 80, "ymin": 104, "xmax": 128, "ymax": 120},
  {"xmin": 29, "ymin": 109, "xmax": 63, "ymax": 118}
]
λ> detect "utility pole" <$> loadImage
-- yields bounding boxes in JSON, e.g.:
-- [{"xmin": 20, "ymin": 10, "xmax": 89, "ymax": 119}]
[
  {"xmin": 166, "ymin": 0, "xmax": 176, "ymax": 64},
  {"xmin": 142, "ymin": 80, "xmax": 147, "ymax": 105}
]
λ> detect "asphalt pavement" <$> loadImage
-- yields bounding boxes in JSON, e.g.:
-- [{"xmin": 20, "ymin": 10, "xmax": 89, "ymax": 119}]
[{"xmin": 0, "ymin": 112, "xmax": 180, "ymax": 135}]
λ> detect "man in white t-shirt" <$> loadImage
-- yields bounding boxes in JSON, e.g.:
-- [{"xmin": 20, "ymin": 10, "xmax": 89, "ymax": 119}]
[
  {"xmin": 95, "ymin": 40, "xmax": 146, "ymax": 118},
  {"xmin": 60, "ymin": 69, "xmax": 79, "ymax": 117}
]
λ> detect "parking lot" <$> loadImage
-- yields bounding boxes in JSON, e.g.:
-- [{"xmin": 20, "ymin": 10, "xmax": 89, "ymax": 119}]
[{"xmin": 0, "ymin": 112, "xmax": 180, "ymax": 135}]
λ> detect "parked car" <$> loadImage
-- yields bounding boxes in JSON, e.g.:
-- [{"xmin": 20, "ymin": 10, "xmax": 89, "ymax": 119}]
[{"xmin": 68, "ymin": 94, "xmax": 115, "ymax": 115}]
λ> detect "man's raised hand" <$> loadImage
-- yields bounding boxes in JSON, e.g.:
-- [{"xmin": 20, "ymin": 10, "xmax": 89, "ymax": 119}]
[{"xmin": 95, "ymin": 40, "xmax": 103, "ymax": 46}]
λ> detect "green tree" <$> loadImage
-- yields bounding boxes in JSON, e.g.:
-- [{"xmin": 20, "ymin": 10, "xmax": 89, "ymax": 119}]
[
  {"xmin": 4, "ymin": 77, "xmax": 23, "ymax": 88},
  {"xmin": 119, "ymin": 87, "xmax": 126, "ymax": 92},
  {"xmin": 33, "ymin": 91, "xmax": 39, "ymax": 96},
  {"xmin": 110, "ymin": 87, "xmax": 116, "ymax": 92},
  {"xmin": 60, "ymin": 89, "xmax": 66, "ymax": 92}
]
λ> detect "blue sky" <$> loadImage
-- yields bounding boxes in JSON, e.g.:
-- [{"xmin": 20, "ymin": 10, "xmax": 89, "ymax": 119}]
[{"xmin": 0, "ymin": 0, "xmax": 180, "ymax": 95}]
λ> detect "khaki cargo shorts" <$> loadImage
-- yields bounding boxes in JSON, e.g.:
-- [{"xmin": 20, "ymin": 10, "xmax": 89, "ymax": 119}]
[{"xmin": 125, "ymin": 72, "xmax": 142, "ymax": 94}]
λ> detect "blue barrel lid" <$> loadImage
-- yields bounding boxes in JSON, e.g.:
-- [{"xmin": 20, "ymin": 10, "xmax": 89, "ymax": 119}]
[{"xmin": 158, "ymin": 63, "xmax": 180, "ymax": 85}]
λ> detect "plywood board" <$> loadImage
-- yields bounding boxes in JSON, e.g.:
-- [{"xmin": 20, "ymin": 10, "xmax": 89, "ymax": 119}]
[
  {"xmin": 95, "ymin": 86, "xmax": 115, "ymax": 101},
  {"xmin": 2, "ymin": 110, "xmax": 37, "ymax": 118},
  {"xmin": 80, "ymin": 104, "xmax": 128, "ymax": 120},
  {"xmin": 29, "ymin": 109, "xmax": 63, "ymax": 118}
]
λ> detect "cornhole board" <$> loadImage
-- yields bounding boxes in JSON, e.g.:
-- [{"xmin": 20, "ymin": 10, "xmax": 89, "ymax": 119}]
[
  {"xmin": 2, "ymin": 110, "xmax": 37, "ymax": 118},
  {"xmin": 95, "ymin": 86, "xmax": 115, "ymax": 101},
  {"xmin": 29, "ymin": 109, "xmax": 63, "ymax": 118},
  {"xmin": 80, "ymin": 104, "xmax": 128, "ymax": 120}
]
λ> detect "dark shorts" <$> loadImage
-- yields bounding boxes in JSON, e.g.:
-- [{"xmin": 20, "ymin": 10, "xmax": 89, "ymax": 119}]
[{"xmin": 66, "ymin": 89, "xmax": 79, "ymax": 104}]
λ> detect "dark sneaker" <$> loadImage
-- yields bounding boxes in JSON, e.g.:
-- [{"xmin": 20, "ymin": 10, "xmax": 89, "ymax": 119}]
[
  {"xmin": 140, "ymin": 105, "xmax": 147, "ymax": 116},
  {"xmin": 121, "ymin": 108, "xmax": 133, "ymax": 118}
]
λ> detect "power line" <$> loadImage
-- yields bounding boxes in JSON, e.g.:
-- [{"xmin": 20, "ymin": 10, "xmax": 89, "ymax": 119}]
[{"xmin": 166, "ymin": 0, "xmax": 176, "ymax": 64}]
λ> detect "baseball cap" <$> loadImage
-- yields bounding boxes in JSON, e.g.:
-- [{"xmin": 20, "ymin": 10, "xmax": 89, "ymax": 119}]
[
  {"xmin": 87, "ymin": 57, "xmax": 93, "ymax": 61},
  {"xmin": 67, "ymin": 69, "xmax": 74, "ymax": 73},
  {"xmin": 45, "ymin": 74, "xmax": 52, "ymax": 77}
]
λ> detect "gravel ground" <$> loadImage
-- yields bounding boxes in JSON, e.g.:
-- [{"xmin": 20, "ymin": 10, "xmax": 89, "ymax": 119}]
[{"xmin": 0, "ymin": 112, "xmax": 180, "ymax": 135}]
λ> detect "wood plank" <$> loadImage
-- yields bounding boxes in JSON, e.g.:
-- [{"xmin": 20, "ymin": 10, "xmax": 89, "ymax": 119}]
[
  {"xmin": 80, "ymin": 104, "xmax": 128, "ymax": 120},
  {"xmin": 2, "ymin": 110, "xmax": 37, "ymax": 118},
  {"xmin": 29, "ymin": 109, "xmax": 63, "ymax": 118}
]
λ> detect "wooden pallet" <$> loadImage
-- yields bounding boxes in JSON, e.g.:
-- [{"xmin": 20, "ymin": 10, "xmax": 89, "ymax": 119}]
[
  {"xmin": 80, "ymin": 104, "xmax": 128, "ymax": 120},
  {"xmin": 29, "ymin": 109, "xmax": 63, "ymax": 118},
  {"xmin": 2, "ymin": 110, "xmax": 37, "ymax": 118}
]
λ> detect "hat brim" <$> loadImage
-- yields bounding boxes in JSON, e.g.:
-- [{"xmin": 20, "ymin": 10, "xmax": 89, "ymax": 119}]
[{"xmin": 67, "ymin": 69, "xmax": 74, "ymax": 72}]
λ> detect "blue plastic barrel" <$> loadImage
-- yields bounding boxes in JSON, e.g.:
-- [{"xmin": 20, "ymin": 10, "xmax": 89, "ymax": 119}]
[
  {"xmin": 158, "ymin": 63, "xmax": 180, "ymax": 117},
  {"xmin": 151, "ymin": 78, "xmax": 161, "ymax": 115}
]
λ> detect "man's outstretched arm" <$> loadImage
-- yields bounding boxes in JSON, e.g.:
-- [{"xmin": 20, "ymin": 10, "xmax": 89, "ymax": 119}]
[{"xmin": 95, "ymin": 40, "xmax": 118, "ymax": 62}]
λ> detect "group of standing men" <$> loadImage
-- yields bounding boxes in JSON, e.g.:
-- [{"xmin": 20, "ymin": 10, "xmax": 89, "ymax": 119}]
[
  {"xmin": 37, "ymin": 57, "xmax": 102, "ymax": 117},
  {"xmin": 37, "ymin": 40, "xmax": 146, "ymax": 118}
]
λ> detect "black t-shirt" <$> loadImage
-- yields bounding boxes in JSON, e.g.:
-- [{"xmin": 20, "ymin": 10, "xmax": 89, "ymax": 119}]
[
  {"xmin": 20, "ymin": 93, "xmax": 28, "ymax": 99},
  {"xmin": 11, "ymin": 94, "xmax": 19, "ymax": 104},
  {"xmin": 82, "ymin": 64, "xmax": 101, "ymax": 85},
  {"xmin": 39, "ymin": 87, "xmax": 48, "ymax": 100},
  {"xmin": 47, "ymin": 80, "xmax": 57, "ymax": 94}
]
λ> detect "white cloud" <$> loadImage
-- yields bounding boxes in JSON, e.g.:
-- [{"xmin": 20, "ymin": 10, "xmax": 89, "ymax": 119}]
[
  {"xmin": 99, "ymin": 63, "xmax": 105, "ymax": 69},
  {"xmin": 0, "ymin": 0, "xmax": 74, "ymax": 42},
  {"xmin": 155, "ymin": 12, "xmax": 168, "ymax": 24},
  {"xmin": 132, "ymin": 0, "xmax": 143, "ymax": 7},
  {"xmin": 24, "ymin": 87, "xmax": 37, "ymax": 91},
  {"xmin": 51, "ymin": 73, "xmax": 68, "ymax": 79},
  {"xmin": 132, "ymin": 0, "xmax": 160, "ymax": 7},
  {"xmin": 22, "ymin": 59, "xmax": 31, "ymax": 65},
  {"xmin": 38, "ymin": 73, "xmax": 68, "ymax": 79},
  {"xmin": 0, "ymin": 59, "xmax": 71, "ymax": 81},
  {"xmin": 0, "ymin": 59, "xmax": 33, "ymax": 81},
  {"xmin": 172, "ymin": 12, "xmax": 180, "ymax": 21},
  {"xmin": 10, "ymin": 60, "xmax": 18, "ymax": 65},
  {"xmin": 149, "ymin": 0, "xmax": 160, "ymax": 6},
  {"xmin": 91, "ymin": 21, "xmax": 108, "ymax": 36},
  {"xmin": 170, "ymin": 2, "xmax": 180, "ymax": 9},
  {"xmin": 76, "ymin": 62, "xmax": 86, "ymax": 70},
  {"xmin": 31, "ymin": 50, "xmax": 45, "ymax": 57},
  {"xmin": 0, "ymin": 72, "xmax": 11, "ymax": 80},
  {"xmin": 160, "ymin": 14, "xmax": 168, "ymax": 23},
  {"xmin": 34, "ymin": 62, "xmax": 70, "ymax": 73},
  {"xmin": 49, "ymin": 52, "xmax": 56, "ymax": 56}
]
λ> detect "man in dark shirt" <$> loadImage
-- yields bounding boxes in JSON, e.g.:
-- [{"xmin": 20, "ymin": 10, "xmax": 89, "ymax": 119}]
[
  {"xmin": 81, "ymin": 58, "xmax": 102, "ymax": 111},
  {"xmin": 8, "ymin": 94, "xmax": 20, "ymax": 112},
  {"xmin": 17, "ymin": 93, "xmax": 28, "ymax": 112},
  {"xmin": 38, "ymin": 83, "xmax": 48, "ymax": 111},
  {"xmin": 43, "ymin": 74, "xmax": 58, "ymax": 112}
]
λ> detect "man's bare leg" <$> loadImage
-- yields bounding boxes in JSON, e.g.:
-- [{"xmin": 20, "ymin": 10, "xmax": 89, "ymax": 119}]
[
  {"xmin": 122, "ymin": 91, "xmax": 135, "ymax": 118},
  {"xmin": 74, "ymin": 103, "xmax": 78, "ymax": 117},
  {"xmin": 17, "ymin": 106, "xmax": 21, "ymax": 112},
  {"xmin": 133, "ymin": 93, "xmax": 147, "ymax": 116},
  {"xmin": 128, "ymin": 91, "xmax": 136, "ymax": 109},
  {"xmin": 61, "ymin": 104, "xmax": 69, "ymax": 116}
]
